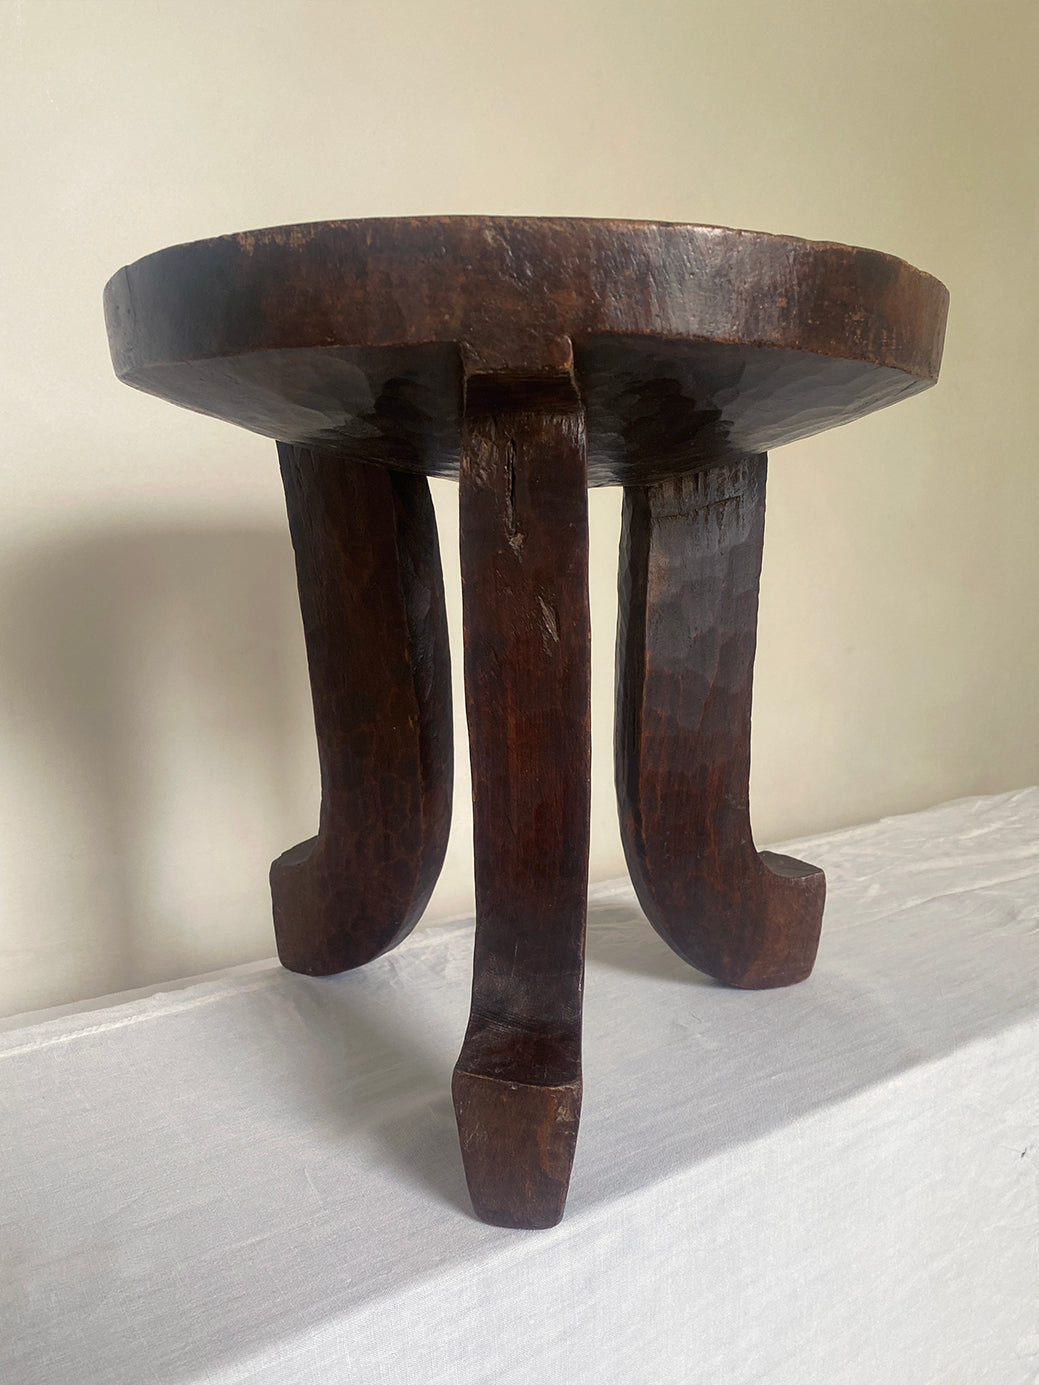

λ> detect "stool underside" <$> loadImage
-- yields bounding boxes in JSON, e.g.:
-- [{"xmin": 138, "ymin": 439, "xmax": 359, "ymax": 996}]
[{"xmin": 116, "ymin": 336, "xmax": 929, "ymax": 486}]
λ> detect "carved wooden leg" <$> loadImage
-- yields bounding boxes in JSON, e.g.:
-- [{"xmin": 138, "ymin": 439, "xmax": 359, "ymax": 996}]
[
  {"xmin": 452, "ymin": 371, "xmax": 590, "ymax": 1229},
  {"xmin": 615, "ymin": 455, "xmax": 825, "ymax": 990},
  {"xmin": 271, "ymin": 444, "xmax": 452, "ymax": 975}
]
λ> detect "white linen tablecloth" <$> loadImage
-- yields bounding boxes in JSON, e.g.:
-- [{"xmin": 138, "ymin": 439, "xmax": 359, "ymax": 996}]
[{"xmin": 2, "ymin": 789, "xmax": 1038, "ymax": 1384}]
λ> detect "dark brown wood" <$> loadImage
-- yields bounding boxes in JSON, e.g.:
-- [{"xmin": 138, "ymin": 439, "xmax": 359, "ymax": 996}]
[
  {"xmin": 272, "ymin": 444, "xmax": 452, "ymax": 974},
  {"xmin": 452, "ymin": 342, "xmax": 589, "ymax": 1228},
  {"xmin": 616, "ymin": 457, "xmax": 824, "ymax": 988},
  {"xmin": 104, "ymin": 217, "xmax": 948, "ymax": 487},
  {"xmin": 103, "ymin": 217, "xmax": 948, "ymax": 1229}
]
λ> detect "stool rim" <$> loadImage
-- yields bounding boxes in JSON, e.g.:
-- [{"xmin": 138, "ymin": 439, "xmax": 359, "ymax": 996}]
[{"xmin": 105, "ymin": 214, "xmax": 948, "ymax": 385}]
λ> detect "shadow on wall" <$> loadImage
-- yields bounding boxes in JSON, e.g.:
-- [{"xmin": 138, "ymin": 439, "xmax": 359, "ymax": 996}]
[{"xmin": 0, "ymin": 526, "xmax": 320, "ymax": 1013}]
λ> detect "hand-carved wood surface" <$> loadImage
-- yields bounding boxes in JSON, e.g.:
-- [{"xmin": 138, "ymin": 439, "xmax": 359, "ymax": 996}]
[
  {"xmin": 616, "ymin": 458, "xmax": 825, "ymax": 988},
  {"xmin": 104, "ymin": 217, "xmax": 948, "ymax": 1230},
  {"xmin": 272, "ymin": 447, "xmax": 452, "ymax": 975},
  {"xmin": 104, "ymin": 217, "xmax": 948, "ymax": 486},
  {"xmin": 453, "ymin": 363, "xmax": 590, "ymax": 1228}
]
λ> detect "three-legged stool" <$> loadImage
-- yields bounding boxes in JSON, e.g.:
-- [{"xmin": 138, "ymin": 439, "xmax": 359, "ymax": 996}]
[{"xmin": 104, "ymin": 217, "xmax": 948, "ymax": 1227}]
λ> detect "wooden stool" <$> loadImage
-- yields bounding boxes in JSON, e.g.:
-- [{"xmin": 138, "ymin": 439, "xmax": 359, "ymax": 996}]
[{"xmin": 104, "ymin": 218, "xmax": 948, "ymax": 1228}]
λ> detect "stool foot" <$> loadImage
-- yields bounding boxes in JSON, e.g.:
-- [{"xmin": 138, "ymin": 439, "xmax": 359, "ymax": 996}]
[
  {"xmin": 272, "ymin": 445, "xmax": 452, "ymax": 975},
  {"xmin": 453, "ymin": 1062, "xmax": 581, "ymax": 1230},
  {"xmin": 616, "ymin": 456, "xmax": 825, "ymax": 989},
  {"xmin": 453, "ymin": 359, "xmax": 589, "ymax": 1227}
]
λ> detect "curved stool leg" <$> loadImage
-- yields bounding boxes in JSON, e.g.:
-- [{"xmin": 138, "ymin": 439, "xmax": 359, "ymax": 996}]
[
  {"xmin": 452, "ymin": 365, "xmax": 590, "ymax": 1229},
  {"xmin": 272, "ymin": 443, "xmax": 452, "ymax": 975},
  {"xmin": 615, "ymin": 455, "xmax": 824, "ymax": 990}
]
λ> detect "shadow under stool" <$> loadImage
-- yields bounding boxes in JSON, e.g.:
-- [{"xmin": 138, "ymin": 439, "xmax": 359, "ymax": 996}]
[{"xmin": 104, "ymin": 216, "xmax": 948, "ymax": 1228}]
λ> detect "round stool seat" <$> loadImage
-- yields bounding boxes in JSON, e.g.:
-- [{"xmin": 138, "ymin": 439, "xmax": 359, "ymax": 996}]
[{"xmin": 104, "ymin": 216, "xmax": 947, "ymax": 486}]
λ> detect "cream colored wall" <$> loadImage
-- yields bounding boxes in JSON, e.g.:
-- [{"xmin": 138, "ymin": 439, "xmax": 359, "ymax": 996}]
[{"xmin": 1, "ymin": 0, "xmax": 1036, "ymax": 1016}]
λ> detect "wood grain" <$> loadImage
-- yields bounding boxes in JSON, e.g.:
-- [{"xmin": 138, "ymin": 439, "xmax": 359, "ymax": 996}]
[
  {"xmin": 103, "ymin": 217, "xmax": 948, "ymax": 1228},
  {"xmin": 272, "ymin": 444, "xmax": 452, "ymax": 974},
  {"xmin": 452, "ymin": 346, "xmax": 589, "ymax": 1228},
  {"xmin": 616, "ymin": 457, "xmax": 824, "ymax": 988},
  {"xmin": 104, "ymin": 217, "xmax": 948, "ymax": 487}
]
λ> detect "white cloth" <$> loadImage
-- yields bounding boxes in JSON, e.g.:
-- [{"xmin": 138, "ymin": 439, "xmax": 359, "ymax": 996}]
[{"xmin": 2, "ymin": 789, "xmax": 1038, "ymax": 1384}]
